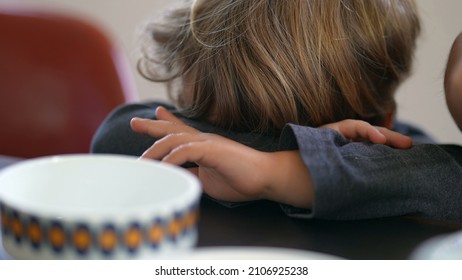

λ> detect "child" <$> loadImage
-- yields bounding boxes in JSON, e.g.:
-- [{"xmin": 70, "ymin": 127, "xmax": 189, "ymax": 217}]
[
  {"xmin": 445, "ymin": 32, "xmax": 462, "ymax": 130},
  {"xmin": 94, "ymin": 0, "xmax": 462, "ymax": 221},
  {"xmin": 129, "ymin": 33, "xmax": 462, "ymax": 221}
]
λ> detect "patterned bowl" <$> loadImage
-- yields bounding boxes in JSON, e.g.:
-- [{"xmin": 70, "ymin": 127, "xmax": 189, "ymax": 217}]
[{"xmin": 0, "ymin": 154, "xmax": 201, "ymax": 259}]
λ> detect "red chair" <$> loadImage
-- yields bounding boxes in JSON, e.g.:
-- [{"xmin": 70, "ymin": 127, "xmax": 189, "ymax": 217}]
[{"xmin": 0, "ymin": 7, "xmax": 137, "ymax": 158}]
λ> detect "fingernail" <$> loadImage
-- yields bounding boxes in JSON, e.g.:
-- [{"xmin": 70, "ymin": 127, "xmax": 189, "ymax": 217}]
[{"xmin": 155, "ymin": 106, "xmax": 165, "ymax": 114}]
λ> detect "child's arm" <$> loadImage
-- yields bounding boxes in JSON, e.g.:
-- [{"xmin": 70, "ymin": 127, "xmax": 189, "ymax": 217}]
[
  {"xmin": 131, "ymin": 108, "xmax": 310, "ymax": 208},
  {"xmin": 131, "ymin": 107, "xmax": 411, "ymax": 209}
]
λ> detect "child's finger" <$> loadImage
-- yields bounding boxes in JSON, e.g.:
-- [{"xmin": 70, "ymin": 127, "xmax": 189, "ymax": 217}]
[
  {"xmin": 140, "ymin": 132, "xmax": 204, "ymax": 160},
  {"xmin": 155, "ymin": 106, "xmax": 186, "ymax": 125},
  {"xmin": 162, "ymin": 141, "xmax": 211, "ymax": 166},
  {"xmin": 130, "ymin": 117, "xmax": 198, "ymax": 137},
  {"xmin": 333, "ymin": 120, "xmax": 387, "ymax": 144},
  {"xmin": 376, "ymin": 127, "xmax": 413, "ymax": 149}
]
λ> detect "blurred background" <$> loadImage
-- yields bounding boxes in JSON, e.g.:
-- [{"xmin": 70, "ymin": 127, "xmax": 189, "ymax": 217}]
[{"xmin": 3, "ymin": 0, "xmax": 462, "ymax": 144}]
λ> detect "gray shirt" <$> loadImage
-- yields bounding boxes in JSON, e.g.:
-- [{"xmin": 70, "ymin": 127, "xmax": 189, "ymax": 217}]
[{"xmin": 91, "ymin": 102, "xmax": 462, "ymax": 222}]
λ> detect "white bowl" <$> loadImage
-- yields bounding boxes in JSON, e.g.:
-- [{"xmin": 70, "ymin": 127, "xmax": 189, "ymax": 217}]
[{"xmin": 0, "ymin": 154, "xmax": 201, "ymax": 259}]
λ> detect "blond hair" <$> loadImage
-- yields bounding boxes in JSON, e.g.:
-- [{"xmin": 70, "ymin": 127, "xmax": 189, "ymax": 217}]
[{"xmin": 139, "ymin": 0, "xmax": 420, "ymax": 133}]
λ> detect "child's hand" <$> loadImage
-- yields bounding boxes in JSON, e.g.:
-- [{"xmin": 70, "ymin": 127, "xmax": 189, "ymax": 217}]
[
  {"xmin": 321, "ymin": 119, "xmax": 413, "ymax": 149},
  {"xmin": 130, "ymin": 107, "xmax": 276, "ymax": 203},
  {"xmin": 130, "ymin": 107, "xmax": 313, "ymax": 208}
]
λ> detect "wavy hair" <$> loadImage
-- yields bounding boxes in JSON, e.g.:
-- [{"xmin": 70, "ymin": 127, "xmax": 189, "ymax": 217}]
[{"xmin": 139, "ymin": 0, "xmax": 421, "ymax": 133}]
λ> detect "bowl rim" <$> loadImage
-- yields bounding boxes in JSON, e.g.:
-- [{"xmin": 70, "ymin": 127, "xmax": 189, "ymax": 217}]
[{"xmin": 0, "ymin": 154, "xmax": 201, "ymax": 222}]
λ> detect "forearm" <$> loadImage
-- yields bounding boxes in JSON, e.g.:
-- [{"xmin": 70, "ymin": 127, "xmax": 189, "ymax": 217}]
[
  {"xmin": 263, "ymin": 151, "xmax": 314, "ymax": 209},
  {"xmin": 284, "ymin": 123, "xmax": 462, "ymax": 222}
]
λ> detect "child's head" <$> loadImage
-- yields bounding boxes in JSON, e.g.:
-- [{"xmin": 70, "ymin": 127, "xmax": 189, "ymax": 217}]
[
  {"xmin": 139, "ymin": 0, "xmax": 420, "ymax": 133},
  {"xmin": 445, "ymin": 32, "xmax": 462, "ymax": 131}
]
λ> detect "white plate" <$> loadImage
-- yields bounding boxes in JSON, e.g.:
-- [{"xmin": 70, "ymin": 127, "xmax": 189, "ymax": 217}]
[
  {"xmin": 179, "ymin": 246, "xmax": 342, "ymax": 260},
  {"xmin": 411, "ymin": 231, "xmax": 462, "ymax": 260}
]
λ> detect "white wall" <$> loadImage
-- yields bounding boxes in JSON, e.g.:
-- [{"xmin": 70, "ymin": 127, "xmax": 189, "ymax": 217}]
[
  {"xmin": 4, "ymin": 0, "xmax": 462, "ymax": 144},
  {"xmin": 396, "ymin": 0, "xmax": 462, "ymax": 144}
]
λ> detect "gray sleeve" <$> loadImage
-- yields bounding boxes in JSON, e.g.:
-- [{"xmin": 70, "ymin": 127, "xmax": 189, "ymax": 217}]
[
  {"xmin": 91, "ymin": 102, "xmax": 283, "ymax": 155},
  {"xmin": 90, "ymin": 103, "xmax": 160, "ymax": 156},
  {"xmin": 279, "ymin": 124, "xmax": 462, "ymax": 222}
]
